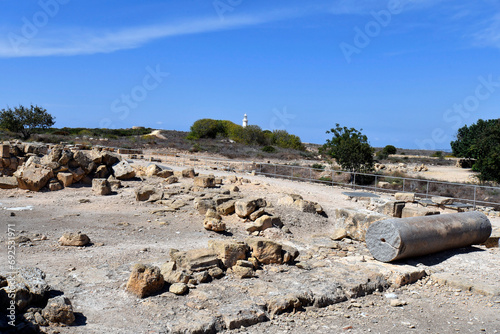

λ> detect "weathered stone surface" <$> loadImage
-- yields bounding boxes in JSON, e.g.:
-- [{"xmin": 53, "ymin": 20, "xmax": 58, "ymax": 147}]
[
  {"xmin": 171, "ymin": 248, "xmax": 221, "ymax": 273},
  {"xmin": 246, "ymin": 238, "xmax": 283, "ymax": 265},
  {"xmin": 277, "ymin": 194, "xmax": 302, "ymax": 206},
  {"xmin": 0, "ymin": 176, "xmax": 18, "ymax": 189},
  {"xmin": 203, "ymin": 217, "xmax": 226, "ymax": 232},
  {"xmin": 334, "ymin": 208, "xmax": 390, "ymax": 241},
  {"xmin": 57, "ymin": 172, "xmax": 73, "ymax": 187},
  {"xmin": 194, "ymin": 175, "xmax": 216, "ymax": 188},
  {"xmin": 228, "ymin": 265, "xmax": 254, "ymax": 279},
  {"xmin": 126, "ymin": 264, "xmax": 164, "ymax": 298},
  {"xmin": 282, "ymin": 244, "xmax": 300, "ymax": 264},
  {"xmin": 58, "ymin": 232, "xmax": 90, "ymax": 246},
  {"xmin": 0, "ymin": 144, "xmax": 10, "ymax": 158},
  {"xmin": 99, "ymin": 151, "xmax": 121, "ymax": 166},
  {"xmin": 71, "ymin": 167, "xmax": 85, "ymax": 182},
  {"xmin": 235, "ymin": 199, "xmax": 257, "ymax": 218},
  {"xmin": 293, "ymin": 199, "xmax": 317, "ymax": 213},
  {"xmin": 266, "ymin": 291, "xmax": 313, "ymax": 317},
  {"xmin": 41, "ymin": 296, "xmax": 75, "ymax": 325},
  {"xmin": 165, "ymin": 175, "xmax": 178, "ymax": 184},
  {"xmin": 92, "ymin": 178, "xmax": 111, "ymax": 195},
  {"xmin": 217, "ymin": 200, "xmax": 236, "ymax": 216},
  {"xmin": 94, "ymin": 165, "xmax": 109, "ymax": 179},
  {"xmin": 246, "ymin": 215, "xmax": 273, "ymax": 233},
  {"xmin": 15, "ymin": 165, "xmax": 54, "ymax": 191},
  {"xmin": 401, "ymin": 206, "xmax": 440, "ymax": 218},
  {"xmin": 73, "ymin": 150, "xmax": 96, "ymax": 174},
  {"xmin": 145, "ymin": 164, "xmax": 162, "ymax": 177},
  {"xmin": 367, "ymin": 198, "xmax": 405, "ymax": 218},
  {"xmin": 160, "ymin": 262, "xmax": 190, "ymax": 284},
  {"xmin": 194, "ymin": 198, "xmax": 216, "ymax": 215},
  {"xmin": 208, "ymin": 240, "xmax": 248, "ymax": 268},
  {"xmin": 135, "ymin": 186, "xmax": 162, "ymax": 202},
  {"xmin": 394, "ymin": 192, "xmax": 416, "ymax": 202},
  {"xmin": 157, "ymin": 169, "xmax": 174, "ymax": 178},
  {"xmin": 181, "ymin": 168, "xmax": 196, "ymax": 178},
  {"xmin": 169, "ymin": 283, "xmax": 188, "ymax": 295},
  {"xmin": 219, "ymin": 303, "xmax": 267, "ymax": 330},
  {"xmin": 2, "ymin": 267, "xmax": 50, "ymax": 311},
  {"xmin": 48, "ymin": 181, "xmax": 63, "ymax": 191},
  {"xmin": 431, "ymin": 196, "xmax": 455, "ymax": 205},
  {"xmin": 112, "ymin": 160, "xmax": 136, "ymax": 180}
]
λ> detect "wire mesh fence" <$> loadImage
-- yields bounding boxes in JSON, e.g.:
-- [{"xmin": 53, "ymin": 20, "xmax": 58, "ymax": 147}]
[{"xmin": 158, "ymin": 154, "xmax": 500, "ymax": 209}]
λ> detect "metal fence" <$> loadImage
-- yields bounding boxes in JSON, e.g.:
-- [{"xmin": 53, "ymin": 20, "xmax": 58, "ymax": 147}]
[{"xmin": 156, "ymin": 153, "xmax": 500, "ymax": 209}]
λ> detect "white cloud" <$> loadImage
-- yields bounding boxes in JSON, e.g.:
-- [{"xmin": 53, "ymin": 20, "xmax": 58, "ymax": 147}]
[
  {"xmin": 0, "ymin": 10, "xmax": 297, "ymax": 58},
  {"xmin": 473, "ymin": 14, "xmax": 500, "ymax": 49}
]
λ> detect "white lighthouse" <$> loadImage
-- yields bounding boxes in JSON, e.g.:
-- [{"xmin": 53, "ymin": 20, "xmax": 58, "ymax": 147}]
[{"xmin": 242, "ymin": 114, "xmax": 248, "ymax": 128}]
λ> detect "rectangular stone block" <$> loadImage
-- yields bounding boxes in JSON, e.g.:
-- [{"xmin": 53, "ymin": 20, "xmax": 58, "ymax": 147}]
[
  {"xmin": 401, "ymin": 206, "xmax": 440, "ymax": 218},
  {"xmin": 395, "ymin": 192, "xmax": 415, "ymax": 202},
  {"xmin": 1, "ymin": 144, "xmax": 10, "ymax": 158}
]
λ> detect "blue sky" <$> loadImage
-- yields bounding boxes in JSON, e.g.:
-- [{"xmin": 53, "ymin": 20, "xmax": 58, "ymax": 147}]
[{"xmin": 1, "ymin": 0, "xmax": 499, "ymax": 149}]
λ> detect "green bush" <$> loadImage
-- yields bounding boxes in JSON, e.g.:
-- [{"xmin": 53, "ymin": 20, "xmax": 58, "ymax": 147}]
[
  {"xmin": 271, "ymin": 130, "xmax": 305, "ymax": 151},
  {"xmin": 431, "ymin": 151, "xmax": 443, "ymax": 158},
  {"xmin": 382, "ymin": 145, "xmax": 397, "ymax": 155},
  {"xmin": 188, "ymin": 119, "xmax": 221, "ymax": 139},
  {"xmin": 262, "ymin": 145, "xmax": 276, "ymax": 153},
  {"xmin": 311, "ymin": 163, "xmax": 324, "ymax": 170}
]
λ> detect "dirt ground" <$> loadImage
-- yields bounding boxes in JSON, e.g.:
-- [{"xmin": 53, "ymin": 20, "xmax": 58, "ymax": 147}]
[{"xmin": 1, "ymin": 161, "xmax": 499, "ymax": 333}]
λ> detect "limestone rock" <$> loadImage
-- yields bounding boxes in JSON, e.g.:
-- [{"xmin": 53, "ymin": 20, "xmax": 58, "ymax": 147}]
[
  {"xmin": 57, "ymin": 172, "xmax": 73, "ymax": 187},
  {"xmin": 367, "ymin": 198, "xmax": 405, "ymax": 218},
  {"xmin": 401, "ymin": 205, "xmax": 440, "ymax": 218},
  {"xmin": 194, "ymin": 175, "xmax": 216, "ymax": 188},
  {"xmin": 71, "ymin": 167, "xmax": 85, "ymax": 183},
  {"xmin": 126, "ymin": 264, "xmax": 164, "ymax": 298},
  {"xmin": 145, "ymin": 163, "xmax": 162, "ymax": 177},
  {"xmin": 112, "ymin": 160, "xmax": 136, "ymax": 180},
  {"xmin": 235, "ymin": 199, "xmax": 257, "ymax": 218},
  {"xmin": 14, "ymin": 165, "xmax": 54, "ymax": 191},
  {"xmin": 171, "ymin": 248, "xmax": 221, "ymax": 273},
  {"xmin": 92, "ymin": 178, "xmax": 111, "ymax": 195},
  {"xmin": 208, "ymin": 240, "xmax": 248, "ymax": 268},
  {"xmin": 203, "ymin": 217, "xmax": 226, "ymax": 232},
  {"xmin": 94, "ymin": 165, "xmax": 109, "ymax": 179},
  {"xmin": 217, "ymin": 200, "xmax": 236, "ymax": 216},
  {"xmin": 246, "ymin": 215, "xmax": 273, "ymax": 233},
  {"xmin": 160, "ymin": 262, "xmax": 190, "ymax": 284},
  {"xmin": 219, "ymin": 303, "xmax": 267, "ymax": 330},
  {"xmin": 334, "ymin": 208, "xmax": 390, "ymax": 242},
  {"xmin": 282, "ymin": 244, "xmax": 300, "ymax": 264},
  {"xmin": 58, "ymin": 232, "xmax": 90, "ymax": 246},
  {"xmin": 293, "ymin": 199, "xmax": 317, "ymax": 213},
  {"xmin": 73, "ymin": 150, "xmax": 96, "ymax": 174},
  {"xmin": 431, "ymin": 196, "xmax": 455, "ymax": 205},
  {"xmin": 181, "ymin": 168, "xmax": 196, "ymax": 178},
  {"xmin": 194, "ymin": 198, "xmax": 216, "ymax": 215},
  {"xmin": 246, "ymin": 238, "xmax": 283, "ymax": 265},
  {"xmin": 41, "ymin": 296, "xmax": 75, "ymax": 325},
  {"xmin": 169, "ymin": 283, "xmax": 188, "ymax": 295},
  {"xmin": 48, "ymin": 180, "xmax": 63, "ymax": 191},
  {"xmin": 0, "ymin": 176, "xmax": 18, "ymax": 189},
  {"xmin": 228, "ymin": 265, "xmax": 254, "ymax": 279},
  {"xmin": 394, "ymin": 192, "xmax": 416, "ymax": 202},
  {"xmin": 157, "ymin": 169, "xmax": 174, "ymax": 178},
  {"xmin": 135, "ymin": 186, "xmax": 162, "ymax": 202},
  {"xmin": 164, "ymin": 175, "xmax": 178, "ymax": 184},
  {"xmin": 2, "ymin": 267, "xmax": 50, "ymax": 311},
  {"xmin": 0, "ymin": 144, "xmax": 10, "ymax": 158}
]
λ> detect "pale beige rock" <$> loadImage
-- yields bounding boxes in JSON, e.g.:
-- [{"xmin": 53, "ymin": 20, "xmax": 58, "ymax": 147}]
[
  {"xmin": 431, "ymin": 196, "xmax": 455, "ymax": 205},
  {"xmin": 112, "ymin": 160, "xmax": 136, "ymax": 180},
  {"xmin": 334, "ymin": 208, "xmax": 390, "ymax": 241},
  {"xmin": 146, "ymin": 163, "xmax": 162, "ymax": 177},
  {"xmin": 194, "ymin": 175, "xmax": 216, "ymax": 188},
  {"xmin": 57, "ymin": 172, "xmax": 73, "ymax": 187},
  {"xmin": 169, "ymin": 283, "xmax": 188, "ymax": 295},
  {"xmin": 182, "ymin": 168, "xmax": 196, "ymax": 178},
  {"xmin": 394, "ymin": 192, "xmax": 416, "ymax": 202},
  {"xmin": 0, "ymin": 176, "xmax": 18, "ymax": 189},
  {"xmin": 42, "ymin": 296, "xmax": 75, "ymax": 325},
  {"xmin": 235, "ymin": 199, "xmax": 257, "ymax": 218},
  {"xmin": 209, "ymin": 239, "xmax": 248, "ymax": 268},
  {"xmin": 401, "ymin": 206, "xmax": 440, "ymax": 218},
  {"xmin": 246, "ymin": 238, "xmax": 283, "ymax": 265},
  {"xmin": 14, "ymin": 164, "xmax": 54, "ymax": 191},
  {"xmin": 92, "ymin": 178, "xmax": 112, "ymax": 195},
  {"xmin": 59, "ymin": 232, "xmax": 90, "ymax": 246}
]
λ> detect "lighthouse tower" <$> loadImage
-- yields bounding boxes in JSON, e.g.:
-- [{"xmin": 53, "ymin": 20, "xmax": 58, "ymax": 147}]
[{"xmin": 242, "ymin": 114, "xmax": 248, "ymax": 128}]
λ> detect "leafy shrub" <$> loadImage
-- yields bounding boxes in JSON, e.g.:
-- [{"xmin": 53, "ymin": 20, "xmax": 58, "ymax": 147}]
[
  {"xmin": 431, "ymin": 151, "xmax": 443, "ymax": 158},
  {"xmin": 262, "ymin": 145, "xmax": 276, "ymax": 153},
  {"xmin": 271, "ymin": 130, "xmax": 305, "ymax": 151},
  {"xmin": 382, "ymin": 145, "xmax": 397, "ymax": 155},
  {"xmin": 311, "ymin": 163, "xmax": 324, "ymax": 170}
]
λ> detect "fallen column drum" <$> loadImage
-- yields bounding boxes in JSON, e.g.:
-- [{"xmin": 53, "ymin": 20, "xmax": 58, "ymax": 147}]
[{"xmin": 366, "ymin": 212, "xmax": 492, "ymax": 262}]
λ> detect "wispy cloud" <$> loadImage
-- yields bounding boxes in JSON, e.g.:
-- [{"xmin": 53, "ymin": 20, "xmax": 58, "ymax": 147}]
[
  {"xmin": 473, "ymin": 14, "xmax": 500, "ymax": 49},
  {"xmin": 0, "ymin": 10, "xmax": 298, "ymax": 58}
]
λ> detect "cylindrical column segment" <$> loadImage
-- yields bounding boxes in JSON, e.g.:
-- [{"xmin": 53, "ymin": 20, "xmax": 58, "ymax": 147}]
[{"xmin": 366, "ymin": 212, "xmax": 491, "ymax": 262}]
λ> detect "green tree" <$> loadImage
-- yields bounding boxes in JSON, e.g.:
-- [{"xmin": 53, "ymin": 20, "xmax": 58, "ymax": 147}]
[
  {"xmin": 320, "ymin": 124, "xmax": 374, "ymax": 173},
  {"xmin": 0, "ymin": 105, "xmax": 55, "ymax": 140},
  {"xmin": 271, "ymin": 130, "xmax": 305, "ymax": 151},
  {"xmin": 187, "ymin": 118, "xmax": 221, "ymax": 139},
  {"xmin": 451, "ymin": 119, "xmax": 500, "ymax": 182}
]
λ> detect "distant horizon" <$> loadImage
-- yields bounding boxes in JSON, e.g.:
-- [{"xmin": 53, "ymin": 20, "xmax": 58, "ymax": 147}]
[{"xmin": 2, "ymin": 1, "xmax": 499, "ymax": 150}]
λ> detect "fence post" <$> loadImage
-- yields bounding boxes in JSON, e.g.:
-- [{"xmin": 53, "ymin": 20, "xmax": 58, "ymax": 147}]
[
  {"xmin": 473, "ymin": 185, "xmax": 477, "ymax": 209},
  {"xmin": 309, "ymin": 167, "xmax": 312, "ymax": 181},
  {"xmin": 331, "ymin": 171, "xmax": 334, "ymax": 186},
  {"xmin": 274, "ymin": 164, "xmax": 277, "ymax": 176},
  {"xmin": 375, "ymin": 175, "xmax": 378, "ymax": 192},
  {"xmin": 426, "ymin": 181, "xmax": 429, "ymax": 198},
  {"xmin": 403, "ymin": 178, "xmax": 405, "ymax": 192},
  {"xmin": 353, "ymin": 173, "xmax": 356, "ymax": 190}
]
